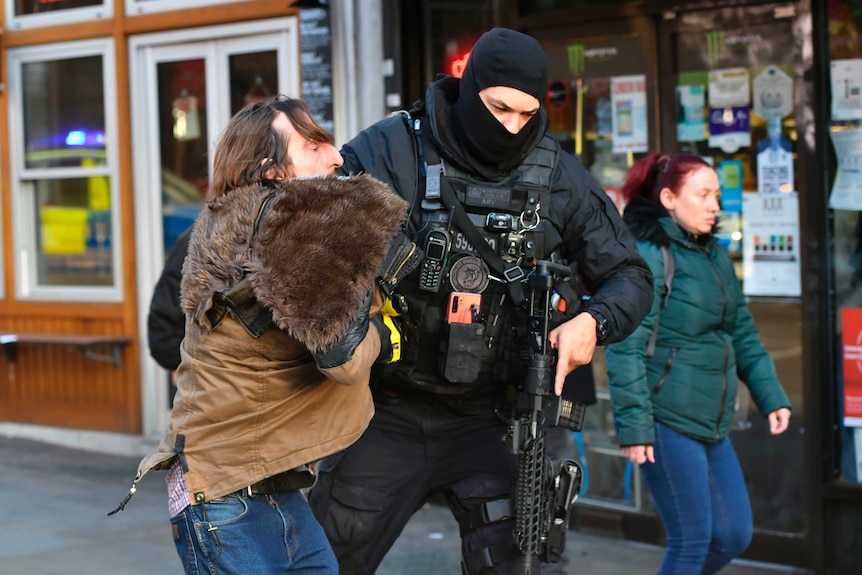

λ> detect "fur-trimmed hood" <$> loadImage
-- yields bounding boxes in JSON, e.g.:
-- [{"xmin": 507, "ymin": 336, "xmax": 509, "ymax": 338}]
[
  {"xmin": 622, "ymin": 196, "xmax": 715, "ymax": 249},
  {"xmin": 181, "ymin": 174, "xmax": 407, "ymax": 352},
  {"xmin": 621, "ymin": 196, "xmax": 672, "ymax": 247}
]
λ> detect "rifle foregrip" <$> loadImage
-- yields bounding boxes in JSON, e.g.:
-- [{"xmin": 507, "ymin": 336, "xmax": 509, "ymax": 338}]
[{"xmin": 515, "ymin": 437, "xmax": 546, "ymax": 556}]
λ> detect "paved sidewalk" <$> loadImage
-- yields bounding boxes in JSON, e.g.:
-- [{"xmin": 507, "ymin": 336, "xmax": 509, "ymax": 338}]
[{"xmin": 0, "ymin": 435, "xmax": 810, "ymax": 575}]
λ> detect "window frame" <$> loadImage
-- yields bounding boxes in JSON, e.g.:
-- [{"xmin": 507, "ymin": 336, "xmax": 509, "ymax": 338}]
[
  {"xmin": 4, "ymin": 0, "xmax": 111, "ymax": 31},
  {"xmin": 125, "ymin": 0, "xmax": 243, "ymax": 16},
  {"xmin": 7, "ymin": 38, "xmax": 123, "ymax": 302}
]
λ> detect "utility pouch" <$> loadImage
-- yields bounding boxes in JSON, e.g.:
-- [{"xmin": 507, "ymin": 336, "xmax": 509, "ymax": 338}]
[
  {"xmin": 216, "ymin": 276, "xmax": 273, "ymax": 338},
  {"xmin": 379, "ymin": 230, "xmax": 423, "ymax": 289},
  {"xmin": 443, "ymin": 322, "xmax": 484, "ymax": 384}
]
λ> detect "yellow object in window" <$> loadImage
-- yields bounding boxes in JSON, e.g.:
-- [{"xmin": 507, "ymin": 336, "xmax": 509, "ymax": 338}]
[
  {"xmin": 41, "ymin": 206, "xmax": 89, "ymax": 255},
  {"xmin": 81, "ymin": 157, "xmax": 111, "ymax": 211}
]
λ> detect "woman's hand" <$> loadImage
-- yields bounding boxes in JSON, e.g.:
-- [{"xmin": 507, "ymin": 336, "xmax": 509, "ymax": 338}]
[
  {"xmin": 768, "ymin": 407, "xmax": 791, "ymax": 435},
  {"xmin": 621, "ymin": 445, "xmax": 655, "ymax": 464}
]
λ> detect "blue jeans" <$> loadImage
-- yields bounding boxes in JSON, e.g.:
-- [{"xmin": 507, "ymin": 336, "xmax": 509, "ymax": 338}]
[
  {"xmin": 171, "ymin": 490, "xmax": 337, "ymax": 574},
  {"xmin": 640, "ymin": 422, "xmax": 753, "ymax": 575}
]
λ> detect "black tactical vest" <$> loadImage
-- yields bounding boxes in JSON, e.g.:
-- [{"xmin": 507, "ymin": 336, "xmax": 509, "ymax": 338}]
[{"xmin": 375, "ymin": 116, "xmax": 566, "ymax": 397}]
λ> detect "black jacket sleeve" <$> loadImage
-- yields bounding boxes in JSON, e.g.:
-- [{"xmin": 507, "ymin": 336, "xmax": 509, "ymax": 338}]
[
  {"xmin": 338, "ymin": 113, "xmax": 418, "ymax": 202},
  {"xmin": 554, "ymin": 154, "xmax": 654, "ymax": 344},
  {"xmin": 147, "ymin": 228, "xmax": 191, "ymax": 370}
]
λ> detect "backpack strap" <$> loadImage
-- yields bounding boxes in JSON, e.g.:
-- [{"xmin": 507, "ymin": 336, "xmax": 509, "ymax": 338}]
[{"xmin": 646, "ymin": 245, "xmax": 674, "ymax": 358}]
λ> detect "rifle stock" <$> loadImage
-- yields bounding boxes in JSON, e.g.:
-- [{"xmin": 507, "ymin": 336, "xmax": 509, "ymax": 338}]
[{"xmin": 505, "ymin": 260, "xmax": 585, "ymax": 574}]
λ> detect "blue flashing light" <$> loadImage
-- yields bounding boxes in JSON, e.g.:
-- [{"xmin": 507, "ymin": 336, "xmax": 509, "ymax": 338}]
[
  {"xmin": 65, "ymin": 129, "xmax": 105, "ymax": 147},
  {"xmin": 65, "ymin": 130, "xmax": 86, "ymax": 146}
]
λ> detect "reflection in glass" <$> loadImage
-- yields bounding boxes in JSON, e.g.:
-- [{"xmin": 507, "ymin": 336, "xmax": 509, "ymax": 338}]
[
  {"xmin": 157, "ymin": 60, "xmax": 209, "ymax": 254},
  {"xmin": 540, "ymin": 33, "xmax": 654, "ymax": 514},
  {"xmin": 229, "ymin": 50, "xmax": 278, "ymax": 115},
  {"xmin": 828, "ymin": 0, "xmax": 862, "ymax": 484},
  {"xmin": 543, "ymin": 35, "xmax": 651, "ymax": 212},
  {"xmin": 16, "ymin": 0, "xmax": 102, "ymax": 15},
  {"xmin": 672, "ymin": 7, "xmax": 806, "ymax": 536},
  {"xmin": 35, "ymin": 178, "xmax": 113, "ymax": 287},
  {"xmin": 22, "ymin": 56, "xmax": 106, "ymax": 170}
]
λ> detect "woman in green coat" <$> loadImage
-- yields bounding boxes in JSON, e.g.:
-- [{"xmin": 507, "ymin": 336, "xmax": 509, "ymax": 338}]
[{"xmin": 605, "ymin": 152, "xmax": 792, "ymax": 575}]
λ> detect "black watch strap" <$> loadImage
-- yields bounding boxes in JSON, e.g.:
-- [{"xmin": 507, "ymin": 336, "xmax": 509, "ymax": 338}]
[{"xmin": 588, "ymin": 309, "xmax": 610, "ymax": 345}]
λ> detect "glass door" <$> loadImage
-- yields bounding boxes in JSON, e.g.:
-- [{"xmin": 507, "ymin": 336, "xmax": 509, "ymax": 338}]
[
  {"xmin": 533, "ymin": 18, "xmax": 660, "ymax": 513},
  {"xmin": 129, "ymin": 18, "xmax": 299, "ymax": 436},
  {"xmin": 661, "ymin": 3, "xmax": 807, "ymax": 564}
]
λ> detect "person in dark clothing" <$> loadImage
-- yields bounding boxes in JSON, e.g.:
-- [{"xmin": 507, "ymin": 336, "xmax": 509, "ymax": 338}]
[
  {"xmin": 308, "ymin": 28, "xmax": 653, "ymax": 574},
  {"xmin": 147, "ymin": 227, "xmax": 192, "ymax": 406}
]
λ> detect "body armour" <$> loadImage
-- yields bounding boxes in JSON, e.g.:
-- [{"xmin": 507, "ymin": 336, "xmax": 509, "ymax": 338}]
[{"xmin": 376, "ymin": 119, "xmax": 574, "ymax": 397}]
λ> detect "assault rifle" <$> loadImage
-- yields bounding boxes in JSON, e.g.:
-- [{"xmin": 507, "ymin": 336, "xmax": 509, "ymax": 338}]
[{"xmin": 505, "ymin": 260, "xmax": 585, "ymax": 574}]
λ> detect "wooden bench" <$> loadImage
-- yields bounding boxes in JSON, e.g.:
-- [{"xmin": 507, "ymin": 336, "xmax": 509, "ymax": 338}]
[{"xmin": 0, "ymin": 333, "xmax": 133, "ymax": 369}]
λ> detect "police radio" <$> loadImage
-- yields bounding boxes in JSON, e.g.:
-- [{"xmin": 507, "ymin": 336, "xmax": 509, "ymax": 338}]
[{"xmin": 418, "ymin": 229, "xmax": 449, "ymax": 292}]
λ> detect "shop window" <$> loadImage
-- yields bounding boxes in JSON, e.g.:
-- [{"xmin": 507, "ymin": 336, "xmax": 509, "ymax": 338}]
[
  {"xmin": 5, "ymin": 0, "xmax": 110, "ymax": 30},
  {"xmin": 125, "ymin": 0, "xmax": 242, "ymax": 16},
  {"xmin": 7, "ymin": 39, "xmax": 121, "ymax": 301},
  {"xmin": 828, "ymin": 0, "xmax": 862, "ymax": 485}
]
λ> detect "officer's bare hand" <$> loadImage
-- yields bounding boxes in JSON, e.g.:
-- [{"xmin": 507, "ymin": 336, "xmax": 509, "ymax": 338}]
[
  {"xmin": 549, "ymin": 312, "xmax": 597, "ymax": 396},
  {"xmin": 768, "ymin": 407, "xmax": 791, "ymax": 435},
  {"xmin": 622, "ymin": 445, "xmax": 655, "ymax": 464}
]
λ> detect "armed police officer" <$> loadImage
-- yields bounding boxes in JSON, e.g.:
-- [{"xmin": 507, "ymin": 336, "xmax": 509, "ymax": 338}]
[{"xmin": 308, "ymin": 28, "xmax": 653, "ymax": 574}]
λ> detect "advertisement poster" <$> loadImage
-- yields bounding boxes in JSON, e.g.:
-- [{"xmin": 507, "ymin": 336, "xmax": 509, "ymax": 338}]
[
  {"xmin": 707, "ymin": 68, "xmax": 751, "ymax": 153},
  {"xmin": 827, "ymin": 127, "xmax": 862, "ymax": 210},
  {"xmin": 757, "ymin": 140, "xmax": 794, "ymax": 196},
  {"xmin": 676, "ymin": 85, "xmax": 706, "ymax": 142},
  {"xmin": 715, "ymin": 160, "xmax": 743, "ymax": 252},
  {"xmin": 830, "ymin": 59, "xmax": 862, "ymax": 121},
  {"xmin": 610, "ymin": 75, "xmax": 648, "ymax": 153},
  {"xmin": 742, "ymin": 192, "xmax": 800, "ymax": 297},
  {"xmin": 752, "ymin": 65, "xmax": 793, "ymax": 120},
  {"xmin": 840, "ymin": 307, "xmax": 862, "ymax": 426},
  {"xmin": 717, "ymin": 160, "xmax": 744, "ymax": 213},
  {"xmin": 708, "ymin": 106, "xmax": 751, "ymax": 153},
  {"xmin": 708, "ymin": 68, "xmax": 751, "ymax": 108}
]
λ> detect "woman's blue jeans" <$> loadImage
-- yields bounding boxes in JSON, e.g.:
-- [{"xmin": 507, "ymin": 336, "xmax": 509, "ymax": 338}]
[
  {"xmin": 640, "ymin": 422, "xmax": 753, "ymax": 575},
  {"xmin": 171, "ymin": 489, "xmax": 337, "ymax": 574}
]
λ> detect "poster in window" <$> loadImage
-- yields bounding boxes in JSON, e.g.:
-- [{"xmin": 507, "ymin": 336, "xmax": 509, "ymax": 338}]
[
  {"xmin": 741, "ymin": 192, "xmax": 800, "ymax": 297},
  {"xmin": 610, "ymin": 75, "xmax": 647, "ymax": 154},
  {"xmin": 840, "ymin": 307, "xmax": 862, "ymax": 426},
  {"xmin": 828, "ymin": 127, "xmax": 862, "ymax": 210},
  {"xmin": 707, "ymin": 68, "xmax": 751, "ymax": 153},
  {"xmin": 677, "ymin": 85, "xmax": 706, "ymax": 142},
  {"xmin": 830, "ymin": 59, "xmax": 862, "ymax": 121}
]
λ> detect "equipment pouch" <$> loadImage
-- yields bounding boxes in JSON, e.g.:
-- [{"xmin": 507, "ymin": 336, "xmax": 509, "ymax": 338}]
[
  {"xmin": 379, "ymin": 231, "xmax": 423, "ymax": 289},
  {"xmin": 443, "ymin": 323, "xmax": 484, "ymax": 384}
]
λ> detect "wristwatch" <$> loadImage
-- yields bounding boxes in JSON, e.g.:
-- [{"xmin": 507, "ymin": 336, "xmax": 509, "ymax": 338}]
[{"xmin": 587, "ymin": 309, "xmax": 610, "ymax": 345}]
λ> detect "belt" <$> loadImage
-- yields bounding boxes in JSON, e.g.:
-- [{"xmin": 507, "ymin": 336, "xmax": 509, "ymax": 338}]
[{"xmin": 237, "ymin": 466, "xmax": 316, "ymax": 497}]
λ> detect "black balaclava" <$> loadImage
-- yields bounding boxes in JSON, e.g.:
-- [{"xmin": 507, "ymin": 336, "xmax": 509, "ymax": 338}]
[{"xmin": 453, "ymin": 28, "xmax": 548, "ymax": 172}]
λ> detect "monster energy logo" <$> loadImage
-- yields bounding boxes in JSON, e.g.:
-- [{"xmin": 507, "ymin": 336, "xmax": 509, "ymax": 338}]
[
  {"xmin": 567, "ymin": 44, "xmax": 585, "ymax": 77},
  {"xmin": 706, "ymin": 31, "xmax": 724, "ymax": 67}
]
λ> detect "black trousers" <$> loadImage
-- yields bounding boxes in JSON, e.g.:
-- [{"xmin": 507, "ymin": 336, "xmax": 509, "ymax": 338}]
[{"xmin": 309, "ymin": 393, "xmax": 540, "ymax": 574}]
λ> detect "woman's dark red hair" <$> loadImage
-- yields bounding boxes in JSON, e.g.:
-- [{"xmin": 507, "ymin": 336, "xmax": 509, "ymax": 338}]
[{"xmin": 621, "ymin": 152, "xmax": 712, "ymax": 205}]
